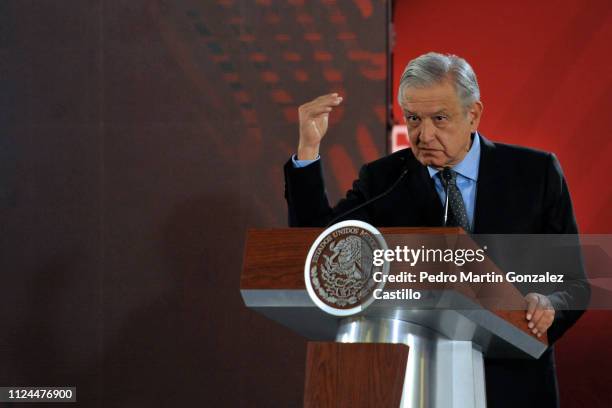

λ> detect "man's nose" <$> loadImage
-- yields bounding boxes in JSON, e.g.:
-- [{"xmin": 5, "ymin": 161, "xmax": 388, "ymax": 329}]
[{"xmin": 419, "ymin": 120, "xmax": 435, "ymax": 143}]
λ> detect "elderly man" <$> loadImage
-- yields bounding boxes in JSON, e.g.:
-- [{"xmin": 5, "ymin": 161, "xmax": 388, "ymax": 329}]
[{"xmin": 284, "ymin": 52, "xmax": 590, "ymax": 407}]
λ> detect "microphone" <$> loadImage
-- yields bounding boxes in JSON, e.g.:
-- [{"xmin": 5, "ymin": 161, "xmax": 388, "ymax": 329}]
[
  {"xmin": 325, "ymin": 163, "xmax": 411, "ymax": 227},
  {"xmin": 441, "ymin": 167, "xmax": 452, "ymax": 226}
]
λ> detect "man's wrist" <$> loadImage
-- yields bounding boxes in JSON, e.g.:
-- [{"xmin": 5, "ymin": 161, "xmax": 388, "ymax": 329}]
[
  {"xmin": 292, "ymin": 154, "xmax": 320, "ymax": 168},
  {"xmin": 297, "ymin": 145, "xmax": 320, "ymax": 161}
]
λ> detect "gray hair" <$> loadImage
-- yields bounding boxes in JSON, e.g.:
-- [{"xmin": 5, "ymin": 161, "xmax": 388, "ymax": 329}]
[{"xmin": 397, "ymin": 52, "xmax": 480, "ymax": 109}]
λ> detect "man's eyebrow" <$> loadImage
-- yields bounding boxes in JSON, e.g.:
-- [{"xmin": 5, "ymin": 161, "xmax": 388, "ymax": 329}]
[{"xmin": 403, "ymin": 110, "xmax": 450, "ymax": 116}]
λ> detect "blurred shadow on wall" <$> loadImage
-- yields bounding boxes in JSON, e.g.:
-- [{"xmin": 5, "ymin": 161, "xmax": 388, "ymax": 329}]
[{"xmin": 58, "ymin": 193, "xmax": 305, "ymax": 407}]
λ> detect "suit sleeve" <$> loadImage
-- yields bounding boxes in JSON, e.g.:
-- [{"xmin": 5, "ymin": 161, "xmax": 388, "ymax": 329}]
[
  {"xmin": 542, "ymin": 153, "xmax": 591, "ymax": 344},
  {"xmin": 283, "ymin": 157, "xmax": 373, "ymax": 227}
]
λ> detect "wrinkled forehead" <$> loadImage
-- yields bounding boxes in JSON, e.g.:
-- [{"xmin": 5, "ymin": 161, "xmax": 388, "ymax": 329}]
[{"xmin": 399, "ymin": 81, "xmax": 463, "ymax": 114}]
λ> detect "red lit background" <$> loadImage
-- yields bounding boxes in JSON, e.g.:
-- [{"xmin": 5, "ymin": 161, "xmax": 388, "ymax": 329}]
[{"xmin": 393, "ymin": 1, "xmax": 612, "ymax": 406}]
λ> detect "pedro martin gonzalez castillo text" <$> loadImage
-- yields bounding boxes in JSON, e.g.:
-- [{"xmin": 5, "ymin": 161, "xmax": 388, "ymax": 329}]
[{"xmin": 371, "ymin": 245, "xmax": 565, "ymax": 300}]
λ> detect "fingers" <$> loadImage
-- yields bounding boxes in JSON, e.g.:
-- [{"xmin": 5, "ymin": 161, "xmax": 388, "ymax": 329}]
[
  {"xmin": 533, "ymin": 310, "xmax": 554, "ymax": 337},
  {"xmin": 525, "ymin": 293, "xmax": 555, "ymax": 338},
  {"xmin": 529, "ymin": 308, "xmax": 545, "ymax": 336},
  {"xmin": 299, "ymin": 93, "xmax": 343, "ymax": 118},
  {"xmin": 525, "ymin": 293, "xmax": 538, "ymax": 321},
  {"xmin": 312, "ymin": 92, "xmax": 343, "ymax": 105},
  {"xmin": 306, "ymin": 105, "xmax": 333, "ymax": 116},
  {"xmin": 529, "ymin": 305, "xmax": 545, "ymax": 330}
]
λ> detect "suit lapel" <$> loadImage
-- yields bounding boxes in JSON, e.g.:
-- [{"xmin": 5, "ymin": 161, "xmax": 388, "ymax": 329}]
[
  {"xmin": 415, "ymin": 164, "xmax": 444, "ymax": 226},
  {"xmin": 473, "ymin": 134, "xmax": 499, "ymax": 233},
  {"xmin": 395, "ymin": 150, "xmax": 443, "ymax": 227}
]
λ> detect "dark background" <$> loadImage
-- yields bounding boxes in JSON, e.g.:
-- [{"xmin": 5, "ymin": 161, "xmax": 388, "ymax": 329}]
[
  {"xmin": 1, "ymin": 1, "xmax": 386, "ymax": 406},
  {"xmin": 1, "ymin": 0, "xmax": 610, "ymax": 407}
]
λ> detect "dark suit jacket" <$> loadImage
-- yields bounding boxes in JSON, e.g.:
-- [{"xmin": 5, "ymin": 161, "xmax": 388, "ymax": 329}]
[{"xmin": 284, "ymin": 134, "xmax": 591, "ymax": 408}]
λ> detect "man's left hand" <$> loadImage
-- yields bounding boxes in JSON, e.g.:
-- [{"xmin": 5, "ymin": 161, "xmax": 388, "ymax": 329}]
[{"xmin": 525, "ymin": 293, "xmax": 555, "ymax": 338}]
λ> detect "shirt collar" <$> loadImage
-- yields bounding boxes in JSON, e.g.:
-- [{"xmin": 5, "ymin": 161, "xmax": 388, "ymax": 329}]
[{"xmin": 426, "ymin": 132, "xmax": 481, "ymax": 181}]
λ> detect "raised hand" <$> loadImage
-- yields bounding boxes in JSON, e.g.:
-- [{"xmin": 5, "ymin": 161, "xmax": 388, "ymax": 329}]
[{"xmin": 297, "ymin": 93, "xmax": 343, "ymax": 160}]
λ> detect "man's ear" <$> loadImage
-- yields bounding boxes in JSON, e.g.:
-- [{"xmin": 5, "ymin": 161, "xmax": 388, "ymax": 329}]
[{"xmin": 469, "ymin": 101, "xmax": 484, "ymax": 131}]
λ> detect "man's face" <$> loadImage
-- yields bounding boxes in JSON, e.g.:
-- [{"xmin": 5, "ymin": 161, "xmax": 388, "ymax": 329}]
[{"xmin": 399, "ymin": 79, "xmax": 483, "ymax": 168}]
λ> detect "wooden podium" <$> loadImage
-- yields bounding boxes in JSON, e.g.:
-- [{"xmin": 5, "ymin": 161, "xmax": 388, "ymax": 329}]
[{"xmin": 241, "ymin": 227, "xmax": 548, "ymax": 408}]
